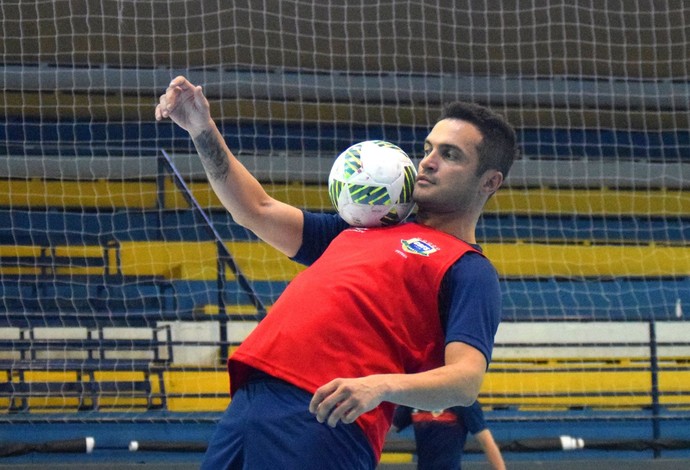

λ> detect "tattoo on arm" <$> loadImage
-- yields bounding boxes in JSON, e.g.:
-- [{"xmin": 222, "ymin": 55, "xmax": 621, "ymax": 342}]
[{"xmin": 193, "ymin": 129, "xmax": 229, "ymax": 182}]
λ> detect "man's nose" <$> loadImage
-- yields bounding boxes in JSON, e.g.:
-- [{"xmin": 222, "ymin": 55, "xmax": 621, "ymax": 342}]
[{"xmin": 419, "ymin": 151, "xmax": 437, "ymax": 171}]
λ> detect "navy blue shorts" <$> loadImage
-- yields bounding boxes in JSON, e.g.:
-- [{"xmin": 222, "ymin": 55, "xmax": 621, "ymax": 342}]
[{"xmin": 200, "ymin": 374, "xmax": 377, "ymax": 470}]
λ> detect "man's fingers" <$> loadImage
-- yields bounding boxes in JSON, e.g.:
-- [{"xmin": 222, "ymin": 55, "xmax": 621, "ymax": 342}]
[
  {"xmin": 155, "ymin": 76, "xmax": 200, "ymax": 121},
  {"xmin": 309, "ymin": 380, "xmax": 336, "ymax": 414},
  {"xmin": 326, "ymin": 404, "xmax": 345, "ymax": 427},
  {"xmin": 323, "ymin": 399, "xmax": 364, "ymax": 427},
  {"xmin": 164, "ymin": 86, "xmax": 181, "ymax": 112},
  {"xmin": 313, "ymin": 393, "xmax": 340, "ymax": 423},
  {"xmin": 327, "ymin": 401, "xmax": 355, "ymax": 427},
  {"xmin": 310, "ymin": 383, "xmax": 344, "ymax": 423},
  {"xmin": 308, "ymin": 389, "xmax": 323, "ymax": 414},
  {"xmin": 340, "ymin": 405, "xmax": 360, "ymax": 424},
  {"xmin": 156, "ymin": 93, "xmax": 174, "ymax": 120},
  {"xmin": 193, "ymin": 85, "xmax": 208, "ymax": 110},
  {"xmin": 169, "ymin": 75, "xmax": 190, "ymax": 89},
  {"xmin": 310, "ymin": 381, "xmax": 364, "ymax": 427}
]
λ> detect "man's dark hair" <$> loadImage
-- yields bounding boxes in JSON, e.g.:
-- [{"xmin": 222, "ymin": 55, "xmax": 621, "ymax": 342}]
[{"xmin": 438, "ymin": 102, "xmax": 519, "ymax": 179}]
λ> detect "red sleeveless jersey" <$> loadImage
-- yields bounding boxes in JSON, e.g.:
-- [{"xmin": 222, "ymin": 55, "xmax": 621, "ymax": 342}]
[{"xmin": 228, "ymin": 222, "xmax": 479, "ymax": 459}]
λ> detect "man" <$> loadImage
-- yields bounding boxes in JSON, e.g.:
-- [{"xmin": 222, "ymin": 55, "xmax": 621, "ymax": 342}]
[
  {"xmin": 392, "ymin": 402, "xmax": 506, "ymax": 469},
  {"xmin": 155, "ymin": 76, "xmax": 518, "ymax": 469}
]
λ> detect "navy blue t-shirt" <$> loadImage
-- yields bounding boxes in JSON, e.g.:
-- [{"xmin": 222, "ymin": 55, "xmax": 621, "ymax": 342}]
[
  {"xmin": 292, "ymin": 211, "xmax": 501, "ymax": 365},
  {"xmin": 392, "ymin": 401, "xmax": 488, "ymax": 469}
]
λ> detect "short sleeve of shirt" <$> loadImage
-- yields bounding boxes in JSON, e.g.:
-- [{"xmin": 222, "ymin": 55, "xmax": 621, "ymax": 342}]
[
  {"xmin": 455, "ymin": 401, "xmax": 488, "ymax": 434},
  {"xmin": 291, "ymin": 211, "xmax": 350, "ymax": 266},
  {"xmin": 440, "ymin": 251, "xmax": 502, "ymax": 366}
]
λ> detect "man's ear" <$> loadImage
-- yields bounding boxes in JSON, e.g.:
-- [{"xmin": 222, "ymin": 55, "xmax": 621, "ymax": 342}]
[{"xmin": 482, "ymin": 170, "xmax": 504, "ymax": 195}]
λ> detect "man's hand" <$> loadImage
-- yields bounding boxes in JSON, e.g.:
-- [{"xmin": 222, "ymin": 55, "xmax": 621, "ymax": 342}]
[
  {"xmin": 309, "ymin": 376, "xmax": 389, "ymax": 427},
  {"xmin": 155, "ymin": 75, "xmax": 214, "ymax": 137},
  {"xmin": 309, "ymin": 343, "xmax": 487, "ymax": 428}
]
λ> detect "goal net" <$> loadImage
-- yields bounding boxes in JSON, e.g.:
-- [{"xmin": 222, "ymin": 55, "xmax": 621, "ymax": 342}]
[{"xmin": 1, "ymin": 0, "xmax": 689, "ymax": 443}]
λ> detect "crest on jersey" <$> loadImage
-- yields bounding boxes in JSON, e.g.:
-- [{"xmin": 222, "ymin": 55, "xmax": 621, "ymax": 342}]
[{"xmin": 401, "ymin": 238, "xmax": 439, "ymax": 257}]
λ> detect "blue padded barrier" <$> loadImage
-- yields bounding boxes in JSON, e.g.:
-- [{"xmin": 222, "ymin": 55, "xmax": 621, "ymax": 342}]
[
  {"xmin": 0, "ymin": 209, "xmax": 257, "ymax": 244},
  {"xmin": 1, "ymin": 209, "xmax": 688, "ymax": 245},
  {"xmin": 2, "ymin": 119, "xmax": 690, "ymax": 161},
  {"xmin": 501, "ymin": 277, "xmax": 690, "ymax": 321},
  {"xmin": 2, "ymin": 276, "xmax": 687, "ymax": 326}
]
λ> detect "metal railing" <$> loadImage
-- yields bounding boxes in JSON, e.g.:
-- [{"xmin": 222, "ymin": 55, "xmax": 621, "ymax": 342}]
[{"xmin": 157, "ymin": 149, "xmax": 267, "ymax": 360}]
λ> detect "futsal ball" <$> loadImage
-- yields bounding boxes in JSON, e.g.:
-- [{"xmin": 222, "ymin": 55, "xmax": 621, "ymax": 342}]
[{"xmin": 328, "ymin": 140, "xmax": 417, "ymax": 227}]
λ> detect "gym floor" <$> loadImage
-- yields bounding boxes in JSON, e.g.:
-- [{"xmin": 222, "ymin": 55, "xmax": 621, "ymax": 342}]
[{"xmin": 2, "ymin": 459, "xmax": 690, "ymax": 469}]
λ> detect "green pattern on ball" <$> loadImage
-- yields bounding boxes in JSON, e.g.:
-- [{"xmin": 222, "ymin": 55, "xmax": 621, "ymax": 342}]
[
  {"xmin": 379, "ymin": 208, "xmax": 401, "ymax": 226},
  {"xmin": 400, "ymin": 165, "xmax": 416, "ymax": 203},
  {"xmin": 328, "ymin": 179, "xmax": 345, "ymax": 209},
  {"xmin": 342, "ymin": 149, "xmax": 362, "ymax": 179},
  {"xmin": 370, "ymin": 140, "xmax": 399, "ymax": 150},
  {"xmin": 349, "ymin": 184, "xmax": 391, "ymax": 205}
]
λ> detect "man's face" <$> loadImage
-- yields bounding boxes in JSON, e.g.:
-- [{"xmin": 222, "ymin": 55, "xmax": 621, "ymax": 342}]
[{"xmin": 413, "ymin": 118, "xmax": 485, "ymax": 214}]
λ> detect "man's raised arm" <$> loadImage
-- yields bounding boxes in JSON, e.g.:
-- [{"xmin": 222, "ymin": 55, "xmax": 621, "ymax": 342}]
[{"xmin": 156, "ymin": 76, "xmax": 304, "ymax": 256}]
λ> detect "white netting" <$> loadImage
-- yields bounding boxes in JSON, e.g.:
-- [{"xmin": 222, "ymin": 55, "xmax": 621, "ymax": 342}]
[{"xmin": 0, "ymin": 0, "xmax": 689, "ymax": 424}]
